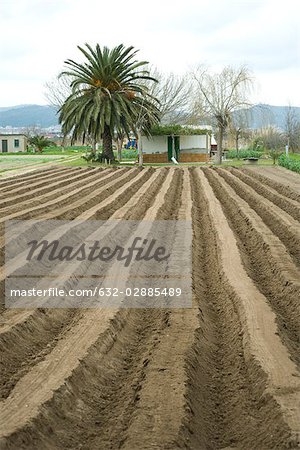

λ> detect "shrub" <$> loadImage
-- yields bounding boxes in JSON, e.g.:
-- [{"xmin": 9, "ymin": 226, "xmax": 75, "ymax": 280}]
[
  {"xmin": 268, "ymin": 149, "xmax": 283, "ymax": 164},
  {"xmin": 226, "ymin": 149, "xmax": 263, "ymax": 159},
  {"xmin": 82, "ymin": 148, "xmax": 137, "ymax": 163},
  {"xmin": 278, "ymin": 155, "xmax": 300, "ymax": 174},
  {"xmin": 120, "ymin": 149, "xmax": 137, "ymax": 159},
  {"xmin": 81, "ymin": 152, "xmax": 95, "ymax": 162}
]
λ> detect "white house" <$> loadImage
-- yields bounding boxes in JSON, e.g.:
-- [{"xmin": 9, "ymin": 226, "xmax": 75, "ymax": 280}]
[
  {"xmin": 140, "ymin": 126, "xmax": 211, "ymax": 163},
  {"xmin": 0, "ymin": 134, "xmax": 27, "ymax": 153}
]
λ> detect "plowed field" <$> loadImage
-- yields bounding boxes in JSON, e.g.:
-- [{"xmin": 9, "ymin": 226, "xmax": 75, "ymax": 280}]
[{"xmin": 0, "ymin": 166, "xmax": 299, "ymax": 449}]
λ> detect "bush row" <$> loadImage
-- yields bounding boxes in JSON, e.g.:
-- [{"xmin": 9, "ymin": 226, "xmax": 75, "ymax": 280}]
[
  {"xmin": 278, "ymin": 155, "xmax": 300, "ymax": 174},
  {"xmin": 226, "ymin": 149, "xmax": 264, "ymax": 159}
]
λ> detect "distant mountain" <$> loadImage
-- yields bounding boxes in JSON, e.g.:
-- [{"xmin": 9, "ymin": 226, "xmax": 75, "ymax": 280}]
[
  {"xmin": 235, "ymin": 104, "xmax": 300, "ymax": 130},
  {"xmin": 0, "ymin": 105, "xmax": 59, "ymax": 128},
  {"xmin": 1, "ymin": 103, "xmax": 300, "ymax": 130}
]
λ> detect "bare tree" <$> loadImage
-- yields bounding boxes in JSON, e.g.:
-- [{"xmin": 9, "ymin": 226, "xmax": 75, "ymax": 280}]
[
  {"xmin": 44, "ymin": 74, "xmax": 72, "ymax": 108},
  {"xmin": 143, "ymin": 68, "xmax": 192, "ymax": 124},
  {"xmin": 261, "ymin": 126, "xmax": 285, "ymax": 163},
  {"xmin": 285, "ymin": 104, "xmax": 300, "ymax": 153},
  {"xmin": 23, "ymin": 125, "xmax": 43, "ymax": 138},
  {"xmin": 192, "ymin": 65, "xmax": 253, "ymax": 164},
  {"xmin": 230, "ymin": 108, "xmax": 251, "ymax": 154}
]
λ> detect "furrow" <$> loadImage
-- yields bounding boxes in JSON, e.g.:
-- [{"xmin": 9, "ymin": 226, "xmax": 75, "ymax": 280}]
[
  {"xmin": 180, "ymin": 167, "xmax": 300, "ymax": 449},
  {"xmin": 241, "ymin": 167, "xmax": 300, "ymax": 202},
  {"xmin": 0, "ymin": 167, "xmax": 86, "ymax": 202},
  {"xmin": 0, "ymin": 168, "xmax": 166, "ymax": 400},
  {"xmin": 229, "ymin": 167, "xmax": 300, "ymax": 221},
  {"xmin": 0, "ymin": 167, "xmax": 148, "ymax": 316},
  {"xmin": 0, "ymin": 168, "xmax": 102, "ymax": 213},
  {"xmin": 0, "ymin": 166, "xmax": 79, "ymax": 197},
  {"xmin": 217, "ymin": 168, "xmax": 300, "ymax": 265},
  {"xmin": 0, "ymin": 167, "xmax": 69, "ymax": 190},
  {"xmin": 120, "ymin": 168, "xmax": 198, "ymax": 450},
  {"xmin": 0, "ymin": 168, "xmax": 136, "ymax": 312},
  {"xmin": 0, "ymin": 168, "xmax": 119, "ymax": 265},
  {"xmin": 0, "ymin": 169, "xmax": 120, "ymax": 223},
  {"xmin": 0, "ymin": 168, "xmax": 177, "ymax": 447},
  {"xmin": 204, "ymin": 168, "xmax": 300, "ymax": 366}
]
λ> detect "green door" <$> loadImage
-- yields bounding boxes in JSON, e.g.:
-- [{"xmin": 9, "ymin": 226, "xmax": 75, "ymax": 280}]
[
  {"xmin": 167, "ymin": 136, "xmax": 172, "ymax": 161},
  {"xmin": 1, "ymin": 140, "xmax": 8, "ymax": 153},
  {"xmin": 174, "ymin": 136, "xmax": 180, "ymax": 160},
  {"xmin": 167, "ymin": 136, "xmax": 180, "ymax": 161}
]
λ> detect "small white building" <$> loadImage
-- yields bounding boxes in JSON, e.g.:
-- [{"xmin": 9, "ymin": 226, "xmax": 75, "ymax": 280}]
[
  {"xmin": 140, "ymin": 126, "xmax": 211, "ymax": 163},
  {"xmin": 0, "ymin": 134, "xmax": 27, "ymax": 153}
]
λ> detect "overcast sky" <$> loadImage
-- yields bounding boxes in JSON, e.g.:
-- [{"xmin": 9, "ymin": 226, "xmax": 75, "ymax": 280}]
[{"xmin": 0, "ymin": 0, "xmax": 299, "ymax": 107}]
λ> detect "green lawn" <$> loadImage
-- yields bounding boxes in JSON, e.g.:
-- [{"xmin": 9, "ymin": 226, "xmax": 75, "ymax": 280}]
[
  {"xmin": 0, "ymin": 154, "xmax": 74, "ymax": 174},
  {"xmin": 287, "ymin": 153, "xmax": 300, "ymax": 161}
]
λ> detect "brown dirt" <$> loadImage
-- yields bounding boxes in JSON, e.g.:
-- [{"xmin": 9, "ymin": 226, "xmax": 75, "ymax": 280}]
[
  {"xmin": 0, "ymin": 168, "xmax": 101, "ymax": 213},
  {"xmin": 242, "ymin": 166, "xmax": 300, "ymax": 202},
  {"xmin": 216, "ymin": 168, "xmax": 300, "ymax": 265},
  {"xmin": 0, "ymin": 168, "xmax": 165, "ymax": 399},
  {"xmin": 0, "ymin": 167, "xmax": 70, "ymax": 189},
  {"xmin": 178, "ymin": 168, "xmax": 298, "ymax": 450},
  {"xmin": 229, "ymin": 167, "xmax": 300, "ymax": 221},
  {"xmin": 204, "ymin": 168, "xmax": 300, "ymax": 367},
  {"xmin": 0, "ymin": 167, "xmax": 81, "ymax": 197},
  {"xmin": 0, "ymin": 166, "xmax": 299, "ymax": 449}
]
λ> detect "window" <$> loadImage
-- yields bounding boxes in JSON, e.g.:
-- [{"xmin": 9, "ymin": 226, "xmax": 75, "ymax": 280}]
[{"xmin": 14, "ymin": 139, "xmax": 20, "ymax": 148}]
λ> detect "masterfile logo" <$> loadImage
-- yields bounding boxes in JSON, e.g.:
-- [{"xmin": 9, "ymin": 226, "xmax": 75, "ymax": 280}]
[
  {"xmin": 5, "ymin": 219, "xmax": 192, "ymax": 309},
  {"xmin": 26, "ymin": 237, "xmax": 170, "ymax": 267}
]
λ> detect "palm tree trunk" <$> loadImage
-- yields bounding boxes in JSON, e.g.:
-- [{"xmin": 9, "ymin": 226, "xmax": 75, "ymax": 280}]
[
  {"xmin": 117, "ymin": 137, "xmax": 123, "ymax": 161},
  {"xmin": 102, "ymin": 124, "xmax": 115, "ymax": 162},
  {"xmin": 91, "ymin": 139, "xmax": 96, "ymax": 156}
]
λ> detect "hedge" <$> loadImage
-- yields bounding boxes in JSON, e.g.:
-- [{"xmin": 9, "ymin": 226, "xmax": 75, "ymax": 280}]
[
  {"xmin": 278, "ymin": 155, "xmax": 300, "ymax": 174},
  {"xmin": 226, "ymin": 150, "xmax": 263, "ymax": 159},
  {"xmin": 150, "ymin": 124, "xmax": 210, "ymax": 136}
]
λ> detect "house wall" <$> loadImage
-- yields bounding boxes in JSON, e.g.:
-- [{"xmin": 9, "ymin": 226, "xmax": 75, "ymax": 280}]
[
  {"xmin": 141, "ymin": 135, "xmax": 167, "ymax": 154},
  {"xmin": 140, "ymin": 133, "xmax": 211, "ymax": 162},
  {"xmin": 0, "ymin": 135, "xmax": 27, "ymax": 152},
  {"xmin": 180, "ymin": 134, "xmax": 210, "ymax": 154}
]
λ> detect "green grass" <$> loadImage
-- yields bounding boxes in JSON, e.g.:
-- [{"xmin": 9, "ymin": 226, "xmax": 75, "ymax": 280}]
[
  {"xmin": 287, "ymin": 153, "xmax": 300, "ymax": 161},
  {"xmin": 0, "ymin": 146, "xmax": 87, "ymax": 156},
  {"xmin": 61, "ymin": 157, "xmax": 92, "ymax": 167},
  {"xmin": 0, "ymin": 154, "xmax": 75, "ymax": 173},
  {"xmin": 28, "ymin": 145, "xmax": 88, "ymax": 155}
]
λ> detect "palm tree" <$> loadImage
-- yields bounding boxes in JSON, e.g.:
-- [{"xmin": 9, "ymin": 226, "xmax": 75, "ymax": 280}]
[
  {"xmin": 59, "ymin": 44, "xmax": 160, "ymax": 161},
  {"xmin": 28, "ymin": 135, "xmax": 54, "ymax": 153}
]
